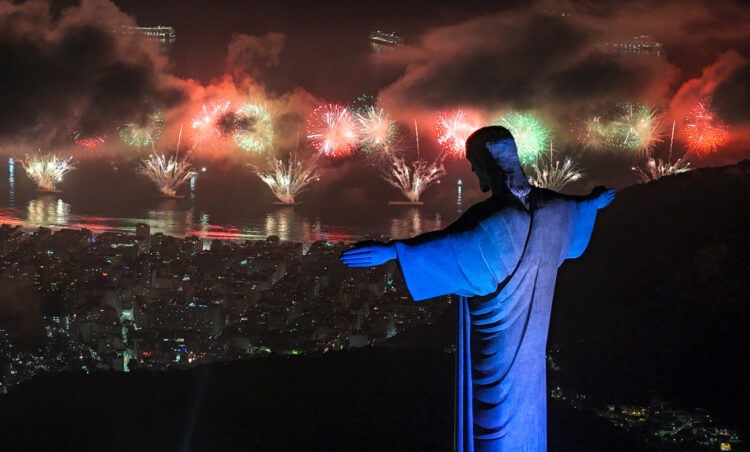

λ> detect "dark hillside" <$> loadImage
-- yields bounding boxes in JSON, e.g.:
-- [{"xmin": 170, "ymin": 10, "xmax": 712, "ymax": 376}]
[{"xmin": 552, "ymin": 160, "xmax": 750, "ymax": 434}]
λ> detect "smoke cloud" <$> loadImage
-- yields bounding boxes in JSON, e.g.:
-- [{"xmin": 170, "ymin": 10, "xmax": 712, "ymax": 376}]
[
  {"xmin": 669, "ymin": 51, "xmax": 746, "ymax": 122},
  {"xmin": 378, "ymin": 0, "xmax": 750, "ymax": 152},
  {"xmin": 0, "ymin": 0, "xmax": 748, "ymax": 192},
  {"xmin": 226, "ymin": 32, "xmax": 286, "ymax": 79},
  {"xmin": 0, "ymin": 0, "xmax": 184, "ymax": 146},
  {"xmin": 713, "ymin": 63, "xmax": 750, "ymax": 125}
]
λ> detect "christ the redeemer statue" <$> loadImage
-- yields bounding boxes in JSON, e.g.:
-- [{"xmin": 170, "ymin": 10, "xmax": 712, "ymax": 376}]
[{"xmin": 341, "ymin": 126, "xmax": 614, "ymax": 451}]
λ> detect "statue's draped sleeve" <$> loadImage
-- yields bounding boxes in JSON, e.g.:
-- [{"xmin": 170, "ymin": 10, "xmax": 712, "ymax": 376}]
[
  {"xmin": 390, "ymin": 191, "xmax": 602, "ymax": 451},
  {"xmin": 392, "ymin": 223, "xmax": 498, "ymax": 300},
  {"xmin": 558, "ymin": 195, "xmax": 599, "ymax": 264},
  {"xmin": 392, "ymin": 201, "xmax": 529, "ymax": 301}
]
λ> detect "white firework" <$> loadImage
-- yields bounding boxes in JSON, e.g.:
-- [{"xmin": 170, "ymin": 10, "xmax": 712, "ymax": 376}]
[
  {"xmin": 137, "ymin": 153, "xmax": 194, "ymax": 197},
  {"xmin": 381, "ymin": 155, "xmax": 446, "ymax": 202},
  {"xmin": 612, "ymin": 104, "xmax": 663, "ymax": 155},
  {"xmin": 356, "ymin": 107, "xmax": 396, "ymax": 153},
  {"xmin": 254, "ymin": 155, "xmax": 320, "ymax": 204},
  {"xmin": 22, "ymin": 153, "xmax": 75, "ymax": 191},
  {"xmin": 632, "ymin": 157, "xmax": 691, "ymax": 183},
  {"xmin": 528, "ymin": 158, "xmax": 583, "ymax": 192}
]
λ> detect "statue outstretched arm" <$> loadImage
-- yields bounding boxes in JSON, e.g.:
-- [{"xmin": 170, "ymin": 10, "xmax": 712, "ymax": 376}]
[
  {"xmin": 551, "ymin": 185, "xmax": 615, "ymax": 208},
  {"xmin": 590, "ymin": 186, "xmax": 615, "ymax": 209},
  {"xmin": 341, "ymin": 199, "xmax": 528, "ymax": 300},
  {"xmin": 555, "ymin": 186, "xmax": 615, "ymax": 262},
  {"xmin": 340, "ymin": 241, "xmax": 397, "ymax": 267}
]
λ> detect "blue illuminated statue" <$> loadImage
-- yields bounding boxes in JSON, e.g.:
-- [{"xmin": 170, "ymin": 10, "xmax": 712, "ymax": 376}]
[{"xmin": 341, "ymin": 126, "xmax": 614, "ymax": 451}]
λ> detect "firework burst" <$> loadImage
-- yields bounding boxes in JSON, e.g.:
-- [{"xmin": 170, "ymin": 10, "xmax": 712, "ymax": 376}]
[
  {"xmin": 137, "ymin": 153, "xmax": 194, "ymax": 197},
  {"xmin": 611, "ymin": 104, "xmax": 663, "ymax": 155},
  {"xmin": 683, "ymin": 100, "xmax": 729, "ymax": 155},
  {"xmin": 22, "ymin": 153, "xmax": 75, "ymax": 192},
  {"xmin": 253, "ymin": 155, "xmax": 320, "ymax": 204},
  {"xmin": 307, "ymin": 104, "xmax": 359, "ymax": 158},
  {"xmin": 528, "ymin": 158, "xmax": 583, "ymax": 192},
  {"xmin": 494, "ymin": 112, "xmax": 549, "ymax": 165},
  {"xmin": 192, "ymin": 99, "xmax": 233, "ymax": 141},
  {"xmin": 571, "ymin": 116, "xmax": 609, "ymax": 151},
  {"xmin": 381, "ymin": 155, "xmax": 446, "ymax": 202},
  {"xmin": 632, "ymin": 157, "xmax": 691, "ymax": 183},
  {"xmin": 356, "ymin": 107, "xmax": 396, "ymax": 153},
  {"xmin": 119, "ymin": 108, "xmax": 165, "ymax": 149},
  {"xmin": 351, "ymin": 93, "xmax": 378, "ymax": 115},
  {"xmin": 435, "ymin": 109, "xmax": 481, "ymax": 159},
  {"xmin": 233, "ymin": 103, "xmax": 274, "ymax": 153},
  {"xmin": 70, "ymin": 129, "xmax": 106, "ymax": 149}
]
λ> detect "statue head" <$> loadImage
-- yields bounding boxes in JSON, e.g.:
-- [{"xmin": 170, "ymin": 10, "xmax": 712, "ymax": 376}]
[{"xmin": 465, "ymin": 126, "xmax": 531, "ymax": 201}]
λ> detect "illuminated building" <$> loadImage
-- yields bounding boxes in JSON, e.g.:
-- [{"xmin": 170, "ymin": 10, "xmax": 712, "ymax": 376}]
[
  {"xmin": 369, "ymin": 30, "xmax": 403, "ymax": 52},
  {"xmin": 369, "ymin": 30, "xmax": 403, "ymax": 46},
  {"xmin": 135, "ymin": 223, "xmax": 150, "ymax": 241},
  {"xmin": 596, "ymin": 35, "xmax": 662, "ymax": 56},
  {"xmin": 121, "ymin": 25, "xmax": 175, "ymax": 52}
]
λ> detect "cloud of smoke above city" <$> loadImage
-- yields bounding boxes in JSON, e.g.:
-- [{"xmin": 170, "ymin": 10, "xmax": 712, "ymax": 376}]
[
  {"xmin": 0, "ymin": 0, "xmax": 748, "ymax": 187},
  {"xmin": 378, "ymin": 0, "xmax": 750, "ymax": 157},
  {"xmin": 0, "ymin": 0, "xmax": 183, "ymax": 146}
]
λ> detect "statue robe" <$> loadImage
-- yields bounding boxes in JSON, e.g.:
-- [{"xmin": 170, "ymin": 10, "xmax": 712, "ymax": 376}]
[{"xmin": 392, "ymin": 188, "xmax": 600, "ymax": 452}]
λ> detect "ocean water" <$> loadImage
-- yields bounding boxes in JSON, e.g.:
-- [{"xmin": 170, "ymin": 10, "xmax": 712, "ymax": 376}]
[
  {"xmin": 0, "ymin": 196, "xmax": 450, "ymax": 243},
  {"xmin": 0, "ymin": 157, "xmax": 471, "ymax": 242}
]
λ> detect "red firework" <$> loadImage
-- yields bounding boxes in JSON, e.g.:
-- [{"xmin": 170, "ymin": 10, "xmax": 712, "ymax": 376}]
[
  {"xmin": 684, "ymin": 100, "xmax": 729, "ymax": 155},
  {"xmin": 306, "ymin": 104, "xmax": 359, "ymax": 158},
  {"xmin": 192, "ymin": 99, "xmax": 233, "ymax": 141},
  {"xmin": 70, "ymin": 129, "xmax": 105, "ymax": 149},
  {"xmin": 435, "ymin": 109, "xmax": 481, "ymax": 159}
]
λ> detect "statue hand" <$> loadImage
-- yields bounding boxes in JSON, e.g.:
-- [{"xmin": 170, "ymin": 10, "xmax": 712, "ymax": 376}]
[
  {"xmin": 340, "ymin": 241, "xmax": 397, "ymax": 267},
  {"xmin": 591, "ymin": 186, "xmax": 615, "ymax": 209}
]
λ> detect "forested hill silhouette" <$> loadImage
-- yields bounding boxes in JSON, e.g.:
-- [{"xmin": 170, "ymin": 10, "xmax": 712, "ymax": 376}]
[
  {"xmin": 551, "ymin": 159, "xmax": 750, "ymax": 436},
  {"xmin": 0, "ymin": 161, "xmax": 746, "ymax": 451}
]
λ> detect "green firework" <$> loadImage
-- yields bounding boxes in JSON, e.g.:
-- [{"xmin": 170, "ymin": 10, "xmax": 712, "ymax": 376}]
[
  {"xmin": 119, "ymin": 108, "xmax": 165, "ymax": 149},
  {"xmin": 494, "ymin": 112, "xmax": 550, "ymax": 165},
  {"xmin": 233, "ymin": 103, "xmax": 274, "ymax": 153}
]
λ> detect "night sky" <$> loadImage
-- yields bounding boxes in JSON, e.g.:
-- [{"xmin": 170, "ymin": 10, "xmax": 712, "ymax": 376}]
[{"xmin": 1, "ymin": 0, "xmax": 749, "ymax": 209}]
